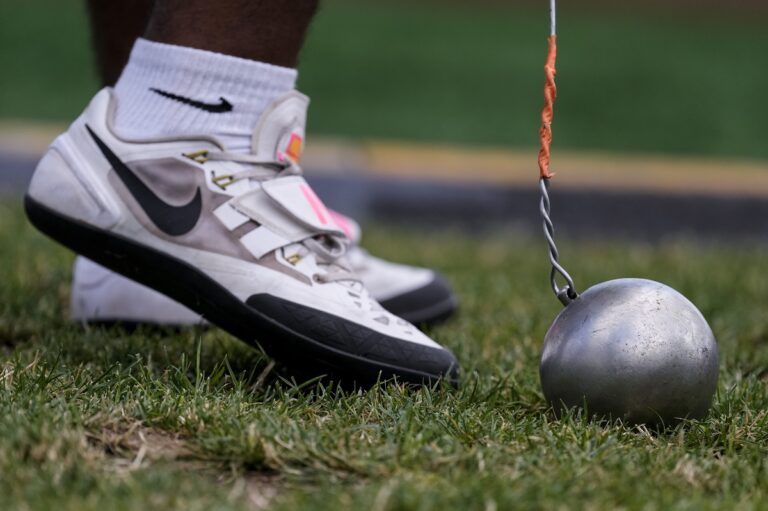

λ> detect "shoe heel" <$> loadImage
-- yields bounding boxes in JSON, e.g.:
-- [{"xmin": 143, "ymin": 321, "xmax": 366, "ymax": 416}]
[{"xmin": 26, "ymin": 141, "xmax": 118, "ymax": 230}]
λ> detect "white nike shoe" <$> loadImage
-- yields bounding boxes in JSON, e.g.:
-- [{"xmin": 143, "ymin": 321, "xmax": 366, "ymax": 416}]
[
  {"xmin": 70, "ymin": 212, "xmax": 457, "ymax": 326},
  {"xmin": 25, "ymin": 88, "xmax": 459, "ymax": 384}
]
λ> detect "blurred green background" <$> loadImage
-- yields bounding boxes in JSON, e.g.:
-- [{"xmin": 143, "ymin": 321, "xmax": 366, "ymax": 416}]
[{"xmin": 0, "ymin": 0, "xmax": 766, "ymax": 159}]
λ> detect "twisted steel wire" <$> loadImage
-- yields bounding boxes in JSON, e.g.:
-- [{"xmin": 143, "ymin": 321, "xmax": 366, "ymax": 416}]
[{"xmin": 540, "ymin": 178, "xmax": 578, "ymax": 305}]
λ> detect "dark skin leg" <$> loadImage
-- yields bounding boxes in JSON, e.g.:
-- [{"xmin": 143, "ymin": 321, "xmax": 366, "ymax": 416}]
[
  {"xmin": 86, "ymin": 0, "xmax": 319, "ymax": 87},
  {"xmin": 86, "ymin": 0, "xmax": 154, "ymax": 86}
]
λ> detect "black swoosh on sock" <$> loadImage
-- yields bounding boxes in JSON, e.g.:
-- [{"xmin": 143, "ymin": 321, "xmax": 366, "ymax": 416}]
[
  {"xmin": 149, "ymin": 88, "xmax": 233, "ymax": 113},
  {"xmin": 86, "ymin": 125, "xmax": 202, "ymax": 236}
]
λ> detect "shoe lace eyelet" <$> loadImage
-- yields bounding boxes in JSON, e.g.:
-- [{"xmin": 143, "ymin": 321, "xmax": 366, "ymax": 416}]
[
  {"xmin": 183, "ymin": 150, "xmax": 209, "ymax": 163},
  {"xmin": 211, "ymin": 172, "xmax": 235, "ymax": 190}
]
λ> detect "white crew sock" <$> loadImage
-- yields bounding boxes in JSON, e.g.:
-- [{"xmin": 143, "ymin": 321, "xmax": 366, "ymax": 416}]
[{"xmin": 112, "ymin": 38, "xmax": 298, "ymax": 153}]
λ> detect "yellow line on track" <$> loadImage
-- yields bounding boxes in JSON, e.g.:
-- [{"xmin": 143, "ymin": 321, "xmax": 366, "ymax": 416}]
[{"xmin": 3, "ymin": 121, "xmax": 767, "ymax": 198}]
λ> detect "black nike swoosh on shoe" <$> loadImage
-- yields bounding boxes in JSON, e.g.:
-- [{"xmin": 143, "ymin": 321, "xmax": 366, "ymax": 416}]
[
  {"xmin": 149, "ymin": 88, "xmax": 233, "ymax": 113},
  {"xmin": 86, "ymin": 125, "xmax": 202, "ymax": 236}
]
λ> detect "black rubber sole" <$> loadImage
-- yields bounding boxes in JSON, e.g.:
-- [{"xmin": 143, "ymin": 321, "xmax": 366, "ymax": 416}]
[{"xmin": 25, "ymin": 195, "xmax": 459, "ymax": 386}]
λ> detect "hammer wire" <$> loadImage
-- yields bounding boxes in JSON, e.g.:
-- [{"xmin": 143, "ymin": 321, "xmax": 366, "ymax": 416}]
[{"xmin": 538, "ymin": 0, "xmax": 578, "ymax": 306}]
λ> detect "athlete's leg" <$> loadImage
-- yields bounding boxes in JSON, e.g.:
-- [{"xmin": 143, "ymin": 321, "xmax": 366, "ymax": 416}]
[
  {"xmin": 145, "ymin": 0, "xmax": 318, "ymax": 67},
  {"xmin": 87, "ymin": 0, "xmax": 318, "ymax": 85},
  {"xmin": 85, "ymin": 0, "xmax": 153, "ymax": 87}
]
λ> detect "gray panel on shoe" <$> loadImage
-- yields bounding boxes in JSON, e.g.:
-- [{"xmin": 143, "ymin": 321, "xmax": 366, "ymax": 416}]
[{"xmin": 107, "ymin": 157, "xmax": 313, "ymax": 285}]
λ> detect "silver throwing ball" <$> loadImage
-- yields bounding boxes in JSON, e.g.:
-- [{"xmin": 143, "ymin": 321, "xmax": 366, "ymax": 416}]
[{"xmin": 540, "ymin": 278, "xmax": 719, "ymax": 425}]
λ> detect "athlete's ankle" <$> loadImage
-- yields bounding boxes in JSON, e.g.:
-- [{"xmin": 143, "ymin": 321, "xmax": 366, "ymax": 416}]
[{"xmin": 112, "ymin": 38, "xmax": 297, "ymax": 153}]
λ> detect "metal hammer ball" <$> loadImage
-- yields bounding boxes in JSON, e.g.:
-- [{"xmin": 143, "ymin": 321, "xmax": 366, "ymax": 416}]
[{"xmin": 540, "ymin": 278, "xmax": 719, "ymax": 425}]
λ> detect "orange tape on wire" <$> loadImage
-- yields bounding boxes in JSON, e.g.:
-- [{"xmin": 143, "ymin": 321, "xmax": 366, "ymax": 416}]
[{"xmin": 538, "ymin": 35, "xmax": 557, "ymax": 179}]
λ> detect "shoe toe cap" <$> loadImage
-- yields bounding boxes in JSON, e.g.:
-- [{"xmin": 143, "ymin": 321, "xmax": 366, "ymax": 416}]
[{"xmin": 245, "ymin": 293, "xmax": 460, "ymax": 385}]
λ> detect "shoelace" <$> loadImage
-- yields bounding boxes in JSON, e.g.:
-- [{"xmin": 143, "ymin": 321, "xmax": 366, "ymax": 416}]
[
  {"xmin": 296, "ymin": 238, "xmax": 360, "ymax": 285},
  {"xmin": 185, "ymin": 149, "xmax": 363, "ymax": 286}
]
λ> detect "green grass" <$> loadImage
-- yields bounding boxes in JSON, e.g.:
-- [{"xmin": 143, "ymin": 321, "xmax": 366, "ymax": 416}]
[
  {"xmin": 2, "ymin": 199, "xmax": 768, "ymax": 510},
  {"xmin": 1, "ymin": 0, "xmax": 767, "ymax": 159}
]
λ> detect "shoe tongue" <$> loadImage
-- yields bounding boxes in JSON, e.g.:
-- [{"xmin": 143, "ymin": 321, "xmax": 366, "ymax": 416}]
[{"xmin": 251, "ymin": 90, "xmax": 309, "ymax": 164}]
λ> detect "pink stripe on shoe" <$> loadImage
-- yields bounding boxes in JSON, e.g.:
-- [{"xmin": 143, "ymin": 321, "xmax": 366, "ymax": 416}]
[
  {"xmin": 300, "ymin": 184, "xmax": 329, "ymax": 225},
  {"xmin": 329, "ymin": 210, "xmax": 353, "ymax": 238}
]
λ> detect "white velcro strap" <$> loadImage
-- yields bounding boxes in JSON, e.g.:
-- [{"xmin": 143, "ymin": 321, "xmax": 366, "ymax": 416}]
[
  {"xmin": 239, "ymin": 226, "xmax": 290, "ymax": 259},
  {"xmin": 230, "ymin": 177, "xmax": 344, "ymax": 243},
  {"xmin": 262, "ymin": 176, "xmax": 344, "ymax": 236},
  {"xmin": 213, "ymin": 202, "xmax": 250, "ymax": 230}
]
